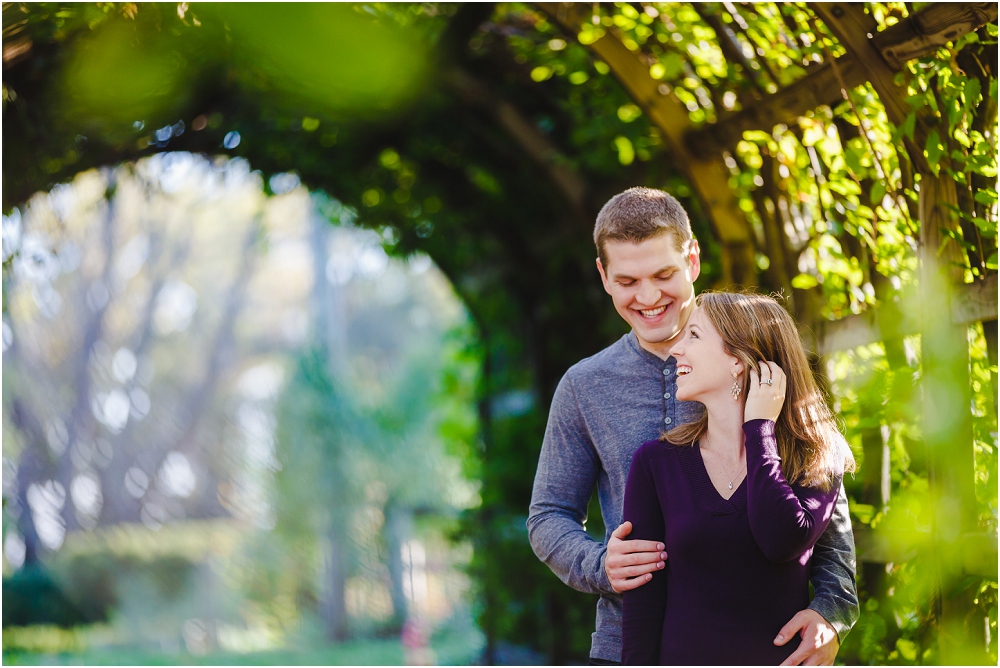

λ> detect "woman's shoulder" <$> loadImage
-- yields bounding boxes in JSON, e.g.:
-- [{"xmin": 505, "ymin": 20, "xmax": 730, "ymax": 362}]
[{"xmin": 634, "ymin": 438, "xmax": 682, "ymax": 466}]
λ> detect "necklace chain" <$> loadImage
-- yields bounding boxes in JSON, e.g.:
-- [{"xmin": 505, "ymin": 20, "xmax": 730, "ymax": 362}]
[{"xmin": 702, "ymin": 433, "xmax": 746, "ymax": 490}]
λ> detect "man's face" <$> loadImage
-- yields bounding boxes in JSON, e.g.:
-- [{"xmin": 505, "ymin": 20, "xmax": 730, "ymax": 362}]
[{"xmin": 596, "ymin": 234, "xmax": 700, "ymax": 359}]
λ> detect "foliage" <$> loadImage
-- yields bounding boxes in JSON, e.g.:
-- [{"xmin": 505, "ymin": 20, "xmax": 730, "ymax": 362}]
[{"xmin": 2, "ymin": 566, "xmax": 87, "ymax": 628}]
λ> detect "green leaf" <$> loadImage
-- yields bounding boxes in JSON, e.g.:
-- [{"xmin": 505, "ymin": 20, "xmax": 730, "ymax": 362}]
[
  {"xmin": 743, "ymin": 130, "xmax": 772, "ymax": 144},
  {"xmin": 925, "ymin": 129, "xmax": 943, "ymax": 170},
  {"xmin": 986, "ymin": 251, "xmax": 998, "ymax": 270},
  {"xmin": 870, "ymin": 181, "xmax": 886, "ymax": 205},
  {"xmin": 613, "ymin": 135, "xmax": 635, "ymax": 165},
  {"xmin": 974, "ymin": 189, "xmax": 998, "ymax": 207},
  {"xmin": 661, "ymin": 52, "xmax": 684, "ymax": 80},
  {"xmin": 851, "ymin": 501, "xmax": 875, "ymax": 524},
  {"xmin": 844, "ymin": 144, "xmax": 865, "ymax": 176},
  {"xmin": 953, "ymin": 128, "xmax": 971, "ymax": 149},
  {"xmin": 896, "ymin": 639, "xmax": 918, "ymax": 661},
  {"xmin": 791, "ymin": 273, "xmax": 819, "ymax": 289},
  {"xmin": 897, "ymin": 111, "xmax": 916, "ymax": 142},
  {"xmin": 964, "ymin": 78, "xmax": 982, "ymax": 113}
]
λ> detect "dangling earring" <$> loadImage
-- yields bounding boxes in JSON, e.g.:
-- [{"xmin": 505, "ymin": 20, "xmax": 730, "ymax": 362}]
[{"xmin": 731, "ymin": 372, "xmax": 741, "ymax": 401}]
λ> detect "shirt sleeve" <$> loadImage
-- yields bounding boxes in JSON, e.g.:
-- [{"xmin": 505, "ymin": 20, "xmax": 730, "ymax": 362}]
[
  {"xmin": 620, "ymin": 445, "xmax": 667, "ymax": 665},
  {"xmin": 743, "ymin": 419, "xmax": 843, "ymax": 563},
  {"xmin": 527, "ymin": 372, "xmax": 614, "ymax": 596},
  {"xmin": 806, "ymin": 482, "xmax": 860, "ymax": 642}
]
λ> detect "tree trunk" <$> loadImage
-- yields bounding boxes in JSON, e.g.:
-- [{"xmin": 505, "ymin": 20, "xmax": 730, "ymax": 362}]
[
  {"xmin": 385, "ymin": 501, "xmax": 412, "ymax": 630},
  {"xmin": 320, "ymin": 528, "xmax": 350, "ymax": 641}
]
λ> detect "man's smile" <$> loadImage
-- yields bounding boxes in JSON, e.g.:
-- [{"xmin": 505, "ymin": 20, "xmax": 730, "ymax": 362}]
[{"xmin": 637, "ymin": 304, "xmax": 668, "ymax": 319}]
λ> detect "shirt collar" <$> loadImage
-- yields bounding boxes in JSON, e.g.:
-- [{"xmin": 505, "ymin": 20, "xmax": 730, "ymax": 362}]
[{"xmin": 626, "ymin": 331, "xmax": 675, "ymax": 369}]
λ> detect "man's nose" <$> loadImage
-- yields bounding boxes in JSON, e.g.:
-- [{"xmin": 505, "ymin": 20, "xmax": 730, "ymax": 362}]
[{"xmin": 636, "ymin": 281, "xmax": 660, "ymax": 305}]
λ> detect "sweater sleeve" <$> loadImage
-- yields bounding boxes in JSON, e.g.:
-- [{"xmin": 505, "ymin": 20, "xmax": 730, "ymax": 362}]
[
  {"xmin": 527, "ymin": 373, "xmax": 614, "ymax": 595},
  {"xmin": 743, "ymin": 419, "xmax": 843, "ymax": 563},
  {"xmin": 620, "ymin": 445, "xmax": 667, "ymax": 665}
]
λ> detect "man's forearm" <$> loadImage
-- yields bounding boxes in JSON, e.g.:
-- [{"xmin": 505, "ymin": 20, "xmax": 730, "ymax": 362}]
[
  {"xmin": 527, "ymin": 509, "xmax": 615, "ymax": 596},
  {"xmin": 807, "ymin": 484, "xmax": 860, "ymax": 641}
]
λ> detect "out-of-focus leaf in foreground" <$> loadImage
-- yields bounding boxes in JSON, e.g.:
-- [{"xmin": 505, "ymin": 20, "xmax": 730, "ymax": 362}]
[
  {"xmin": 217, "ymin": 3, "xmax": 429, "ymax": 116},
  {"xmin": 57, "ymin": 17, "xmax": 191, "ymax": 134}
]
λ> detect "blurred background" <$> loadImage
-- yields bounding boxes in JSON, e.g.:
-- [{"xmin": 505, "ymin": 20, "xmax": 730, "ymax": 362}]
[{"xmin": 2, "ymin": 2, "xmax": 997, "ymax": 665}]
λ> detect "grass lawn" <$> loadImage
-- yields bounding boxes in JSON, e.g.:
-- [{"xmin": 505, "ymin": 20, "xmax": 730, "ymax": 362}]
[{"xmin": 3, "ymin": 632, "xmax": 484, "ymax": 666}]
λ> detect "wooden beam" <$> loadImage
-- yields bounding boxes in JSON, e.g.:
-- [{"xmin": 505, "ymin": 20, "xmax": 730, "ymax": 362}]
[
  {"xmin": 816, "ymin": 274, "xmax": 998, "ymax": 356},
  {"xmin": 952, "ymin": 272, "xmax": 999, "ymax": 325},
  {"xmin": 689, "ymin": 2, "xmax": 997, "ymax": 155},
  {"xmin": 959, "ymin": 533, "xmax": 1000, "ymax": 579},
  {"xmin": 810, "ymin": 3, "xmax": 927, "ymax": 169},
  {"xmin": 445, "ymin": 67, "xmax": 588, "ymax": 215},
  {"xmin": 687, "ymin": 56, "xmax": 868, "ymax": 157},
  {"xmin": 536, "ymin": 2, "xmax": 757, "ymax": 286},
  {"xmin": 853, "ymin": 525, "xmax": 918, "ymax": 565},
  {"xmin": 855, "ymin": 528, "xmax": 998, "ymax": 579},
  {"xmin": 873, "ymin": 3, "xmax": 999, "ymax": 70}
]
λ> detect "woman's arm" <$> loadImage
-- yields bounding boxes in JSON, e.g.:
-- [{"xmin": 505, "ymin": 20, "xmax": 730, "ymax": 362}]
[
  {"xmin": 744, "ymin": 419, "xmax": 843, "ymax": 562},
  {"xmin": 620, "ymin": 444, "xmax": 668, "ymax": 665}
]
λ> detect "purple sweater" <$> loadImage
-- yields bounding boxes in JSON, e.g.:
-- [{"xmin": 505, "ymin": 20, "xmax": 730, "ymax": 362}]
[{"xmin": 621, "ymin": 419, "xmax": 843, "ymax": 665}]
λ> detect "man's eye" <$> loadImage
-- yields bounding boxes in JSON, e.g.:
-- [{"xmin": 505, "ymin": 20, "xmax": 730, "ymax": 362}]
[{"xmin": 619, "ymin": 281, "xmax": 635, "ymax": 287}]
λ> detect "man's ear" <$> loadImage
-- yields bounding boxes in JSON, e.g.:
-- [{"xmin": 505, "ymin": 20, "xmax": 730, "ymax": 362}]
[
  {"xmin": 688, "ymin": 239, "xmax": 702, "ymax": 283},
  {"xmin": 596, "ymin": 257, "xmax": 612, "ymax": 294}
]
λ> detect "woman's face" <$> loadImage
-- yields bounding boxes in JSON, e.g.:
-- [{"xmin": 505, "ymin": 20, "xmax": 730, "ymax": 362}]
[{"xmin": 672, "ymin": 307, "xmax": 741, "ymax": 403}]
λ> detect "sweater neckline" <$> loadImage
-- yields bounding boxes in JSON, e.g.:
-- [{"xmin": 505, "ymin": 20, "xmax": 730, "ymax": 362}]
[
  {"xmin": 676, "ymin": 441, "xmax": 748, "ymax": 514},
  {"xmin": 626, "ymin": 331, "xmax": 675, "ymax": 369}
]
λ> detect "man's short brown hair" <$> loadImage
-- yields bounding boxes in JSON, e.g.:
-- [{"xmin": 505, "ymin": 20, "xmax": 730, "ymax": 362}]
[{"xmin": 594, "ymin": 187, "xmax": 693, "ymax": 268}]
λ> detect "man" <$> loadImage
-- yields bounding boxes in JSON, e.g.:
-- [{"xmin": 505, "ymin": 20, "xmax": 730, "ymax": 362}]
[{"xmin": 527, "ymin": 187, "xmax": 858, "ymax": 665}]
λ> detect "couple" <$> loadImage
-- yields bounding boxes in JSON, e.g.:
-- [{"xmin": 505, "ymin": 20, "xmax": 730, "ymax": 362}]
[{"xmin": 528, "ymin": 188, "xmax": 859, "ymax": 665}]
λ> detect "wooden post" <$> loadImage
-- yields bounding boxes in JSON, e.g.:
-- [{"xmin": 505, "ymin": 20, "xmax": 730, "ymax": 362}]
[
  {"xmin": 537, "ymin": 2, "xmax": 758, "ymax": 288},
  {"xmin": 918, "ymin": 174, "xmax": 985, "ymax": 664},
  {"xmin": 811, "ymin": 4, "xmax": 989, "ymax": 662}
]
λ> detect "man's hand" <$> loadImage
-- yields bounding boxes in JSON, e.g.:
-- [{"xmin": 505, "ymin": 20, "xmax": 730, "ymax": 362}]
[
  {"xmin": 775, "ymin": 609, "xmax": 839, "ymax": 666},
  {"xmin": 604, "ymin": 521, "xmax": 667, "ymax": 594}
]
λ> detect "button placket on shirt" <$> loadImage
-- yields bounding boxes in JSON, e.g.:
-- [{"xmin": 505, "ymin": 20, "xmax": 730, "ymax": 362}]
[{"xmin": 662, "ymin": 364, "xmax": 674, "ymax": 425}]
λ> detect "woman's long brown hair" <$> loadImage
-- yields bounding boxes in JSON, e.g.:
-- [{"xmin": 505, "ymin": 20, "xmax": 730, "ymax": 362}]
[{"xmin": 664, "ymin": 291, "xmax": 856, "ymax": 490}]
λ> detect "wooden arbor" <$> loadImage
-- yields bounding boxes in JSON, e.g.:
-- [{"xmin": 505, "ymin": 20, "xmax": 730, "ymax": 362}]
[{"xmin": 540, "ymin": 2, "xmax": 997, "ymax": 662}]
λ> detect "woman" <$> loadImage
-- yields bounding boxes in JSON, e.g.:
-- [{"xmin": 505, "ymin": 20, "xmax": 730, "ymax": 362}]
[{"xmin": 620, "ymin": 292, "xmax": 855, "ymax": 665}]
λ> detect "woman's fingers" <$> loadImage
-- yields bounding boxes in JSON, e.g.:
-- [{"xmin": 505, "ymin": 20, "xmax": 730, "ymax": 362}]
[
  {"xmin": 757, "ymin": 360, "xmax": 771, "ymax": 384},
  {"xmin": 744, "ymin": 361, "xmax": 786, "ymax": 422}
]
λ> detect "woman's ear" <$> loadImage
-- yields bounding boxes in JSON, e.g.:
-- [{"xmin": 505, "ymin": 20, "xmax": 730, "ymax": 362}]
[{"xmin": 732, "ymin": 357, "xmax": 744, "ymax": 377}]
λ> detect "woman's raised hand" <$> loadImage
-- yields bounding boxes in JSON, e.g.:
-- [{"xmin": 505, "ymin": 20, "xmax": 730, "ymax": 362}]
[{"xmin": 744, "ymin": 361, "xmax": 786, "ymax": 423}]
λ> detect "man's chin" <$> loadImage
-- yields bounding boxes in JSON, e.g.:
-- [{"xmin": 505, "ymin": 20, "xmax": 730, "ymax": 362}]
[{"xmin": 635, "ymin": 323, "xmax": 679, "ymax": 346}]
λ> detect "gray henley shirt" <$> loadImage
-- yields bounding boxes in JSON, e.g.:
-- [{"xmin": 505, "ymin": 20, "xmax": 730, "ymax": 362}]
[{"xmin": 527, "ymin": 331, "xmax": 859, "ymax": 662}]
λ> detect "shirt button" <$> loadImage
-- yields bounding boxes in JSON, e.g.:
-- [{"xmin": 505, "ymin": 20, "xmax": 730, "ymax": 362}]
[
  {"xmin": 664, "ymin": 392, "xmax": 671, "ymax": 399},
  {"xmin": 662, "ymin": 368, "xmax": 671, "ymax": 376},
  {"xmin": 664, "ymin": 417, "xmax": 672, "ymax": 424}
]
